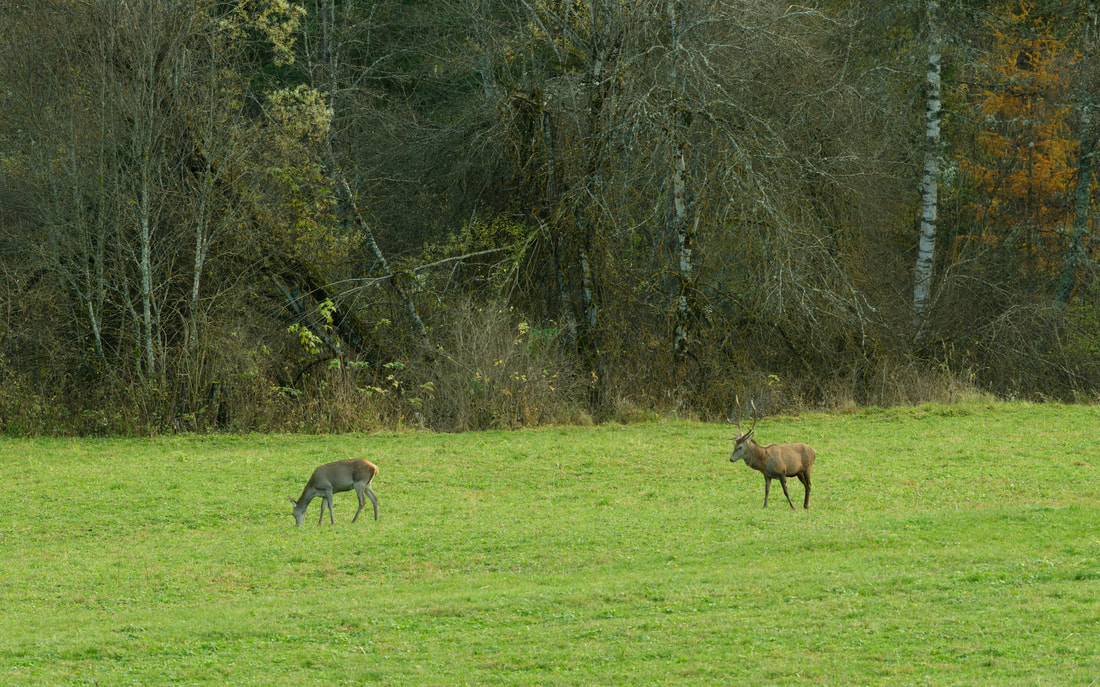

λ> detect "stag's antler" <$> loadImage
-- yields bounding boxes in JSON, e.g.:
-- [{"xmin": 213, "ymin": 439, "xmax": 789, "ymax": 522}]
[{"xmin": 731, "ymin": 396, "xmax": 758, "ymax": 440}]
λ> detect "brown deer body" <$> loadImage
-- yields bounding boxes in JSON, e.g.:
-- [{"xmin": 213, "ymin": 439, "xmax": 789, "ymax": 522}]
[
  {"xmin": 290, "ymin": 458, "xmax": 378, "ymax": 526},
  {"xmin": 729, "ymin": 401, "xmax": 816, "ymax": 509}
]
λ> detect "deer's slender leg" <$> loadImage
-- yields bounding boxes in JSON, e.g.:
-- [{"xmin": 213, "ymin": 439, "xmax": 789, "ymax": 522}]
[
  {"xmin": 365, "ymin": 485, "xmax": 378, "ymax": 520},
  {"xmin": 798, "ymin": 473, "xmax": 811, "ymax": 509},
  {"xmin": 323, "ymin": 489, "xmax": 335, "ymax": 524},
  {"xmin": 352, "ymin": 484, "xmax": 366, "ymax": 523},
  {"xmin": 778, "ymin": 476, "xmax": 795, "ymax": 510},
  {"xmin": 763, "ymin": 477, "xmax": 771, "ymax": 508}
]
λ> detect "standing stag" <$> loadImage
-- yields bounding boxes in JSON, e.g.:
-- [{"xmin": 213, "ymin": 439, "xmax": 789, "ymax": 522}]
[
  {"xmin": 728, "ymin": 400, "xmax": 816, "ymax": 509},
  {"xmin": 290, "ymin": 458, "xmax": 379, "ymax": 526}
]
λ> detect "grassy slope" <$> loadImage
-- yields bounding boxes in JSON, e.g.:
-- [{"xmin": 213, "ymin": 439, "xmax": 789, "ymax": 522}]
[{"xmin": 0, "ymin": 403, "xmax": 1097, "ymax": 685}]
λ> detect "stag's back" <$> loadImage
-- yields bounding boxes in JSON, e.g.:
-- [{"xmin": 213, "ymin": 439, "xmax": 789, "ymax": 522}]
[{"xmin": 762, "ymin": 442, "xmax": 815, "ymax": 477}]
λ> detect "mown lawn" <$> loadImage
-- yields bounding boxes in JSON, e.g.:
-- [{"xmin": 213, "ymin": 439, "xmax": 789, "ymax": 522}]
[{"xmin": 1, "ymin": 402, "xmax": 1097, "ymax": 685}]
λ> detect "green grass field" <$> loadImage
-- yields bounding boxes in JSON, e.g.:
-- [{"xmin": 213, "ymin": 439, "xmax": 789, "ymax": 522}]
[{"xmin": 1, "ymin": 402, "xmax": 1097, "ymax": 685}]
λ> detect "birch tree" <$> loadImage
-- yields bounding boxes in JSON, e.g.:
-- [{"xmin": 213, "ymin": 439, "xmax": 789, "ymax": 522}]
[
  {"xmin": 2, "ymin": 1, "xmax": 320, "ymax": 408},
  {"xmin": 913, "ymin": 0, "xmax": 943, "ymax": 338},
  {"xmin": 22, "ymin": 0, "xmax": 197, "ymax": 384}
]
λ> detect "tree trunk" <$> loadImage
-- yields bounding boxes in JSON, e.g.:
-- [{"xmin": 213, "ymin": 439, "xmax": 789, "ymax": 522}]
[
  {"xmin": 139, "ymin": 178, "xmax": 156, "ymax": 378},
  {"xmin": 542, "ymin": 109, "xmax": 577, "ymax": 346},
  {"xmin": 667, "ymin": 0, "xmax": 695, "ymax": 365},
  {"xmin": 1057, "ymin": 103, "xmax": 1094, "ymax": 305},
  {"xmin": 1057, "ymin": 2, "xmax": 1099, "ymax": 306},
  {"xmin": 913, "ymin": 0, "xmax": 943, "ymax": 339},
  {"xmin": 573, "ymin": 2, "xmax": 621, "ymax": 411},
  {"xmin": 671, "ymin": 140, "xmax": 696, "ymax": 361}
]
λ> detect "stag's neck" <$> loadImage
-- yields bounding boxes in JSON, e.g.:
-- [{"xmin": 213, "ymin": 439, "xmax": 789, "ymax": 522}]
[{"xmin": 744, "ymin": 440, "xmax": 770, "ymax": 468}]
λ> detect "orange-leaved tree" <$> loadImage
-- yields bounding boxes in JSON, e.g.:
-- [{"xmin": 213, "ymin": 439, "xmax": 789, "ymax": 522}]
[{"xmin": 957, "ymin": 2, "xmax": 1077, "ymax": 281}]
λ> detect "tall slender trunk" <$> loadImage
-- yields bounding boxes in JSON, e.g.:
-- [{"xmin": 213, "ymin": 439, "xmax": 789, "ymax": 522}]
[
  {"xmin": 578, "ymin": 229, "xmax": 598, "ymax": 333},
  {"xmin": 190, "ymin": 112, "xmax": 214, "ymax": 328},
  {"xmin": 542, "ymin": 109, "xmax": 577, "ymax": 345},
  {"xmin": 190, "ymin": 48, "xmax": 221, "ymax": 329},
  {"xmin": 913, "ymin": 0, "xmax": 943, "ymax": 339},
  {"xmin": 129, "ymin": 0, "xmax": 175, "ymax": 382},
  {"xmin": 578, "ymin": 20, "xmax": 604, "ymax": 345},
  {"xmin": 139, "ymin": 149, "xmax": 156, "ymax": 379},
  {"xmin": 574, "ymin": 2, "xmax": 616, "ymax": 409},
  {"xmin": 319, "ymin": 0, "xmax": 338, "ymax": 125},
  {"xmin": 1057, "ymin": 3, "xmax": 1099, "ymax": 305},
  {"xmin": 1058, "ymin": 102, "xmax": 1093, "ymax": 304},
  {"xmin": 671, "ymin": 140, "xmax": 695, "ymax": 360},
  {"xmin": 667, "ymin": 0, "xmax": 695, "ymax": 364}
]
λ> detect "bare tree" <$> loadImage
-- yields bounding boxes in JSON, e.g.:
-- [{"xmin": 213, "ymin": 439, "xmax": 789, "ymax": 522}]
[
  {"xmin": 9, "ymin": 0, "xmax": 196, "ymax": 383},
  {"xmin": 0, "ymin": 0, "xmax": 330, "ymax": 420}
]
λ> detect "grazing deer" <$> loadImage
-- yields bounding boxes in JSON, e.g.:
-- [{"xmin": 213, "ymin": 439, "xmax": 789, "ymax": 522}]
[
  {"xmin": 289, "ymin": 458, "xmax": 379, "ymax": 526},
  {"xmin": 729, "ymin": 400, "xmax": 816, "ymax": 509}
]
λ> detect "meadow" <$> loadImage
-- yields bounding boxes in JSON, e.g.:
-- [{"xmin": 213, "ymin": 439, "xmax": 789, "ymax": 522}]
[{"xmin": 0, "ymin": 402, "xmax": 1097, "ymax": 685}]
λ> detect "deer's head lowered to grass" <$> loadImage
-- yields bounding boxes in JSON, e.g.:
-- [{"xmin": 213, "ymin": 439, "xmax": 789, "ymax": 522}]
[{"xmin": 729, "ymin": 399, "xmax": 816, "ymax": 509}]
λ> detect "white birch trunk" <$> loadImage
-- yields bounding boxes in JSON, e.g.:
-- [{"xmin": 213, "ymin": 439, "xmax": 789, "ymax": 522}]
[
  {"xmin": 137, "ymin": 25, "xmax": 157, "ymax": 381},
  {"xmin": 191, "ymin": 193, "xmax": 209, "ymax": 319},
  {"xmin": 913, "ymin": 0, "xmax": 943, "ymax": 334},
  {"xmin": 140, "ymin": 164, "xmax": 156, "ymax": 378}
]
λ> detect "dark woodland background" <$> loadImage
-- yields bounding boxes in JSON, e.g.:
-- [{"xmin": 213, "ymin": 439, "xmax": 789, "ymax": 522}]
[{"xmin": 1, "ymin": 0, "xmax": 1098, "ymax": 434}]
